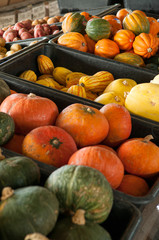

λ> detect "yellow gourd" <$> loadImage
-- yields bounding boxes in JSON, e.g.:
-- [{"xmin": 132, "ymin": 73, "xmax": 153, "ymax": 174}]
[
  {"xmin": 94, "ymin": 92, "xmax": 125, "ymax": 105},
  {"xmin": 53, "ymin": 67, "xmax": 72, "ymax": 86}
]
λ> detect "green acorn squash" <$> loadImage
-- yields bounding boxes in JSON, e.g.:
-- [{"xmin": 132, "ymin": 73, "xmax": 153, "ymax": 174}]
[
  {"xmin": 0, "ymin": 151, "xmax": 40, "ymax": 193},
  {"xmin": 86, "ymin": 18, "xmax": 111, "ymax": 41},
  {"xmin": 114, "ymin": 52, "xmax": 145, "ymax": 67},
  {"xmin": 0, "ymin": 112, "xmax": 15, "ymax": 145},
  {"xmin": 45, "ymin": 165, "xmax": 113, "ymax": 224},
  {"xmin": 0, "ymin": 78, "xmax": 11, "ymax": 104},
  {"xmin": 0, "ymin": 186, "xmax": 59, "ymax": 240}
]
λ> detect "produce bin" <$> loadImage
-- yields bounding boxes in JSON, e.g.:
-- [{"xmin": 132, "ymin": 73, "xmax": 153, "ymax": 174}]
[
  {"xmin": 123, "ymin": 0, "xmax": 159, "ymax": 14},
  {"xmin": 0, "ymin": 69, "xmax": 159, "ymax": 208},
  {"xmin": 1, "ymin": 146, "xmax": 142, "ymax": 240}
]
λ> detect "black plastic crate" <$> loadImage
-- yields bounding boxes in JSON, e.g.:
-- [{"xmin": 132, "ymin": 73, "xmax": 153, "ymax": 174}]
[
  {"xmin": 0, "ymin": 70, "xmax": 159, "ymax": 208},
  {"xmin": 1, "ymin": 147, "xmax": 142, "ymax": 240}
]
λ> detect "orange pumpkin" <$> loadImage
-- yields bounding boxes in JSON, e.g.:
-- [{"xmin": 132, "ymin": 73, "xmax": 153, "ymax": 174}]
[
  {"xmin": 117, "ymin": 174, "xmax": 149, "ymax": 197},
  {"xmin": 116, "ymin": 8, "xmax": 132, "ymax": 23},
  {"xmin": 94, "ymin": 38, "xmax": 120, "ymax": 58},
  {"xmin": 0, "ymin": 93, "xmax": 59, "ymax": 135},
  {"xmin": 96, "ymin": 144, "xmax": 117, "ymax": 155},
  {"xmin": 55, "ymin": 103, "xmax": 109, "ymax": 148},
  {"xmin": 113, "ymin": 29, "xmax": 135, "ymax": 51},
  {"xmin": 22, "ymin": 125, "xmax": 77, "ymax": 167},
  {"xmin": 132, "ymin": 10, "xmax": 147, "ymax": 16},
  {"xmin": 133, "ymin": 33, "xmax": 158, "ymax": 58},
  {"xmin": 57, "ymin": 32, "xmax": 88, "ymax": 52},
  {"xmin": 3, "ymin": 134, "xmax": 25, "ymax": 154},
  {"xmin": 84, "ymin": 34, "xmax": 96, "ymax": 53},
  {"xmin": 68, "ymin": 145, "xmax": 124, "ymax": 189},
  {"xmin": 117, "ymin": 135, "xmax": 159, "ymax": 177},
  {"xmin": 80, "ymin": 11, "xmax": 92, "ymax": 21},
  {"xmin": 10, "ymin": 89, "xmax": 17, "ymax": 94},
  {"xmin": 147, "ymin": 17, "xmax": 159, "ymax": 36},
  {"xmin": 102, "ymin": 15, "xmax": 122, "ymax": 37}
]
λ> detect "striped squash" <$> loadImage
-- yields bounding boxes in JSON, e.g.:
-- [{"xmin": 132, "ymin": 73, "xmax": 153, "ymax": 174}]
[{"xmin": 67, "ymin": 85, "xmax": 87, "ymax": 98}]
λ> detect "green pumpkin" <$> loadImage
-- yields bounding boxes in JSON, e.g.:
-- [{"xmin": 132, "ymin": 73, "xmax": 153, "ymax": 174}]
[
  {"xmin": 0, "ymin": 112, "xmax": 15, "ymax": 145},
  {"xmin": 0, "ymin": 186, "xmax": 59, "ymax": 240},
  {"xmin": 0, "ymin": 153, "xmax": 41, "ymax": 193},
  {"xmin": 62, "ymin": 12, "xmax": 87, "ymax": 34},
  {"xmin": 49, "ymin": 217, "xmax": 112, "ymax": 240},
  {"xmin": 114, "ymin": 52, "xmax": 145, "ymax": 67},
  {"xmin": 86, "ymin": 18, "xmax": 111, "ymax": 42},
  {"xmin": 45, "ymin": 165, "xmax": 113, "ymax": 224},
  {"xmin": 0, "ymin": 78, "xmax": 11, "ymax": 104}
]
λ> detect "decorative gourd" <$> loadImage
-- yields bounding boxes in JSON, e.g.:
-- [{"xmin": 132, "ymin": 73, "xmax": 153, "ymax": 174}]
[
  {"xmin": 22, "ymin": 125, "xmax": 77, "ymax": 167},
  {"xmin": 123, "ymin": 12, "xmax": 150, "ymax": 35},
  {"xmin": 53, "ymin": 67, "xmax": 72, "ymax": 86},
  {"xmin": 117, "ymin": 135, "xmax": 159, "ymax": 177},
  {"xmin": 86, "ymin": 90, "xmax": 98, "ymax": 100},
  {"xmin": 0, "ymin": 186, "xmax": 59, "ymax": 240},
  {"xmin": 84, "ymin": 33, "xmax": 96, "ymax": 53},
  {"xmin": 79, "ymin": 71, "xmax": 114, "ymax": 92},
  {"xmin": 0, "ymin": 78, "xmax": 11, "ymax": 104},
  {"xmin": 38, "ymin": 74, "xmax": 54, "ymax": 80},
  {"xmin": 62, "ymin": 12, "xmax": 87, "ymax": 34},
  {"xmin": 36, "ymin": 78, "xmax": 55, "ymax": 88},
  {"xmin": 95, "ymin": 39, "xmax": 120, "ymax": 59},
  {"xmin": 95, "ymin": 92, "xmax": 125, "ymax": 106},
  {"xmin": 147, "ymin": 17, "xmax": 159, "ymax": 36},
  {"xmin": 68, "ymin": 146, "xmax": 124, "ymax": 189},
  {"xmin": 104, "ymin": 78, "xmax": 137, "ymax": 100},
  {"xmin": 66, "ymin": 72, "xmax": 86, "ymax": 87},
  {"xmin": 85, "ymin": 18, "xmax": 111, "ymax": 42},
  {"xmin": 113, "ymin": 29, "xmax": 135, "ymax": 51},
  {"xmin": 0, "ymin": 112, "xmax": 15, "ymax": 145},
  {"xmin": 125, "ymin": 82, "xmax": 159, "ymax": 122},
  {"xmin": 37, "ymin": 77, "xmax": 62, "ymax": 90},
  {"xmin": 3, "ymin": 134, "xmax": 25, "ymax": 154},
  {"xmin": 55, "ymin": 103, "xmax": 109, "ymax": 147},
  {"xmin": 116, "ymin": 8, "xmax": 132, "ymax": 23},
  {"xmin": 0, "ymin": 151, "xmax": 40, "ymax": 193},
  {"xmin": 102, "ymin": 15, "xmax": 122, "ymax": 37},
  {"xmin": 0, "ymin": 93, "xmax": 59, "ymax": 135},
  {"xmin": 45, "ymin": 165, "xmax": 113, "ymax": 223},
  {"xmin": 114, "ymin": 52, "xmax": 145, "ymax": 67},
  {"xmin": 57, "ymin": 32, "xmax": 88, "ymax": 52},
  {"xmin": 132, "ymin": 10, "xmax": 147, "ymax": 16},
  {"xmin": 19, "ymin": 70, "xmax": 37, "ymax": 82},
  {"xmin": 133, "ymin": 33, "xmax": 158, "ymax": 58},
  {"xmin": 49, "ymin": 217, "xmax": 112, "ymax": 240},
  {"xmin": 37, "ymin": 55, "xmax": 54, "ymax": 75},
  {"xmin": 67, "ymin": 84, "xmax": 87, "ymax": 98}
]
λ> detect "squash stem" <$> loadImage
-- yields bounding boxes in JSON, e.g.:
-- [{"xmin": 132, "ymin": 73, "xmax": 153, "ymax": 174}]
[
  {"xmin": 1, "ymin": 187, "xmax": 14, "ymax": 201},
  {"xmin": 25, "ymin": 233, "xmax": 49, "ymax": 240},
  {"xmin": 142, "ymin": 134, "xmax": 154, "ymax": 143},
  {"xmin": 72, "ymin": 209, "xmax": 86, "ymax": 225}
]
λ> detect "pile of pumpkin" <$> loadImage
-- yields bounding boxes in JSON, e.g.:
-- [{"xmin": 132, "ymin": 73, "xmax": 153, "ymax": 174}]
[
  {"xmin": 19, "ymin": 54, "xmax": 159, "ymax": 123},
  {"xmin": 55, "ymin": 8, "xmax": 159, "ymax": 71}
]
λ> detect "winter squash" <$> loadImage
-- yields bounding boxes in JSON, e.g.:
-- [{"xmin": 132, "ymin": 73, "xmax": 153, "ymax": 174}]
[
  {"xmin": 0, "ymin": 93, "xmax": 59, "ymax": 135},
  {"xmin": 102, "ymin": 15, "xmax": 122, "ymax": 37},
  {"xmin": 22, "ymin": 125, "xmax": 77, "ymax": 167},
  {"xmin": 113, "ymin": 29, "xmax": 135, "ymax": 51},
  {"xmin": 95, "ymin": 39, "xmax": 120, "ymax": 58},
  {"xmin": 53, "ymin": 67, "xmax": 72, "ymax": 86},
  {"xmin": 114, "ymin": 52, "xmax": 145, "ymax": 67},
  {"xmin": 67, "ymin": 84, "xmax": 87, "ymax": 98},
  {"xmin": 117, "ymin": 174, "xmax": 149, "ymax": 197},
  {"xmin": 55, "ymin": 103, "xmax": 109, "ymax": 148},
  {"xmin": 0, "ymin": 186, "xmax": 59, "ymax": 240},
  {"xmin": 95, "ymin": 92, "xmax": 125, "ymax": 106},
  {"xmin": 80, "ymin": 12, "xmax": 92, "ymax": 21},
  {"xmin": 117, "ymin": 135, "xmax": 159, "ymax": 177},
  {"xmin": 49, "ymin": 217, "xmax": 112, "ymax": 240},
  {"xmin": 0, "ymin": 112, "xmax": 15, "ymax": 145},
  {"xmin": 3, "ymin": 134, "xmax": 25, "ymax": 154},
  {"xmin": 100, "ymin": 103, "xmax": 132, "ymax": 147},
  {"xmin": 0, "ymin": 151, "xmax": 40, "ymax": 193},
  {"xmin": 133, "ymin": 33, "xmax": 158, "ymax": 58},
  {"xmin": 37, "ymin": 55, "xmax": 54, "ymax": 75},
  {"xmin": 116, "ymin": 8, "xmax": 132, "ymax": 23},
  {"xmin": 57, "ymin": 32, "xmax": 88, "ymax": 52},
  {"xmin": 66, "ymin": 72, "xmax": 86, "ymax": 87},
  {"xmin": 45, "ymin": 165, "xmax": 113, "ymax": 223},
  {"xmin": 84, "ymin": 34, "xmax": 96, "ymax": 53},
  {"xmin": 68, "ymin": 146, "xmax": 124, "ymax": 189},
  {"xmin": 123, "ymin": 12, "xmax": 150, "ymax": 35},
  {"xmin": 132, "ymin": 10, "xmax": 147, "ymax": 16},
  {"xmin": 85, "ymin": 18, "xmax": 111, "ymax": 41},
  {"xmin": 62, "ymin": 12, "xmax": 87, "ymax": 34},
  {"xmin": 0, "ymin": 78, "xmax": 11, "ymax": 104},
  {"xmin": 147, "ymin": 17, "xmax": 159, "ymax": 36},
  {"xmin": 19, "ymin": 70, "xmax": 37, "ymax": 82}
]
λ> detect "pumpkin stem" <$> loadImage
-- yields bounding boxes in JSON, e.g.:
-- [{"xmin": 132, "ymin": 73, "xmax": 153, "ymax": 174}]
[
  {"xmin": 24, "ymin": 233, "xmax": 49, "ymax": 240},
  {"xmin": 28, "ymin": 93, "xmax": 36, "ymax": 98},
  {"xmin": 142, "ymin": 135, "xmax": 154, "ymax": 143},
  {"xmin": 1, "ymin": 187, "xmax": 14, "ymax": 201},
  {"xmin": 147, "ymin": 47, "xmax": 152, "ymax": 53},
  {"xmin": 0, "ymin": 148, "xmax": 5, "ymax": 160},
  {"xmin": 72, "ymin": 209, "xmax": 86, "ymax": 225}
]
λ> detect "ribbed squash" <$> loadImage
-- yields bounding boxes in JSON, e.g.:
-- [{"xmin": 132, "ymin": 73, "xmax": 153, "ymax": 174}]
[
  {"xmin": 57, "ymin": 32, "xmax": 88, "ymax": 52},
  {"xmin": 19, "ymin": 70, "xmax": 37, "ymax": 82},
  {"xmin": 102, "ymin": 15, "xmax": 122, "ymax": 37},
  {"xmin": 114, "ymin": 52, "xmax": 145, "ymax": 67},
  {"xmin": 147, "ymin": 17, "xmax": 159, "ymax": 36},
  {"xmin": 86, "ymin": 91, "xmax": 98, "ymax": 100},
  {"xmin": 79, "ymin": 71, "xmax": 114, "ymax": 92},
  {"xmin": 66, "ymin": 72, "xmax": 86, "ymax": 87},
  {"xmin": 123, "ymin": 12, "xmax": 150, "ymax": 35},
  {"xmin": 113, "ymin": 29, "xmax": 135, "ymax": 51},
  {"xmin": 37, "ymin": 55, "xmax": 54, "ymax": 75},
  {"xmin": 95, "ymin": 92, "xmax": 125, "ymax": 105},
  {"xmin": 95, "ymin": 39, "xmax": 120, "ymax": 59},
  {"xmin": 67, "ymin": 84, "xmax": 87, "ymax": 98},
  {"xmin": 125, "ymin": 82, "xmax": 159, "ymax": 122},
  {"xmin": 84, "ymin": 34, "xmax": 96, "ymax": 53},
  {"xmin": 36, "ymin": 79, "xmax": 53, "ymax": 88},
  {"xmin": 85, "ymin": 18, "xmax": 111, "ymax": 42},
  {"xmin": 133, "ymin": 33, "xmax": 158, "ymax": 58},
  {"xmin": 53, "ymin": 67, "xmax": 72, "ymax": 86},
  {"xmin": 62, "ymin": 12, "xmax": 87, "ymax": 34},
  {"xmin": 45, "ymin": 165, "xmax": 113, "ymax": 224},
  {"xmin": 38, "ymin": 77, "xmax": 62, "ymax": 90}
]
